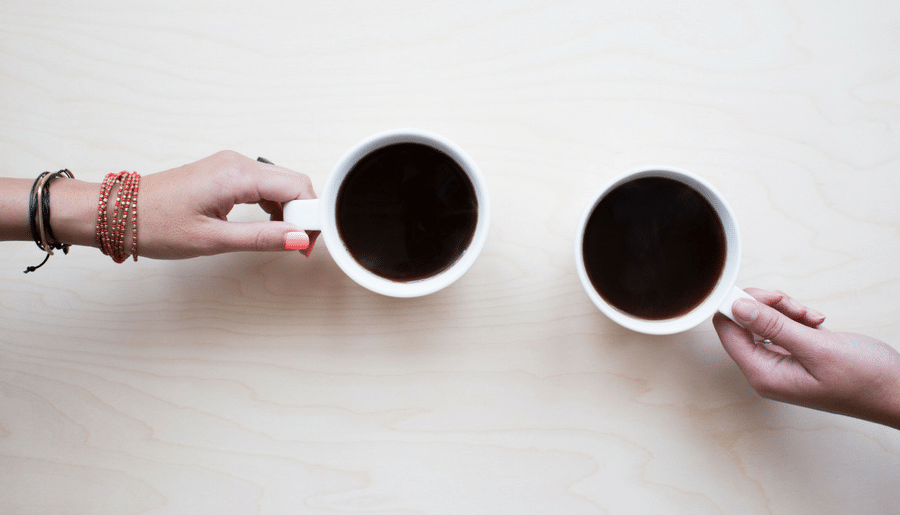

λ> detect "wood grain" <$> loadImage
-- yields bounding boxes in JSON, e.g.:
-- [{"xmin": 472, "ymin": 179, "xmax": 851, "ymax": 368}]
[{"xmin": 2, "ymin": 1, "xmax": 899, "ymax": 513}]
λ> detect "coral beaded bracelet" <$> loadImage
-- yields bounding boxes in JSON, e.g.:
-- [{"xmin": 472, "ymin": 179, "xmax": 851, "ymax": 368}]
[{"xmin": 96, "ymin": 171, "xmax": 140, "ymax": 263}]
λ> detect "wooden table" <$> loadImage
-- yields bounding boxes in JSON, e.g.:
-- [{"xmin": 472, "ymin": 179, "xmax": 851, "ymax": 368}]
[{"xmin": 2, "ymin": 1, "xmax": 898, "ymax": 513}]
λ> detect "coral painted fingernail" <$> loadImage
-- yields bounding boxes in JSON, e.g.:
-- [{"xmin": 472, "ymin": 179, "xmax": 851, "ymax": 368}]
[{"xmin": 285, "ymin": 231, "xmax": 309, "ymax": 250}]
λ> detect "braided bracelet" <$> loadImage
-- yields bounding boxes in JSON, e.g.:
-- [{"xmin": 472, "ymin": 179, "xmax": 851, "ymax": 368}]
[{"xmin": 24, "ymin": 169, "xmax": 75, "ymax": 273}]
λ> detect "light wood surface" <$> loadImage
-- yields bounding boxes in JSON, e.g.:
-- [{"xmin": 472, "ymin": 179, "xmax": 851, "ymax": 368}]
[{"xmin": 2, "ymin": 1, "xmax": 898, "ymax": 514}]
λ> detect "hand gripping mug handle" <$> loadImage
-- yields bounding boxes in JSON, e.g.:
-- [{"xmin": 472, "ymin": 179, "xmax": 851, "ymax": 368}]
[
  {"xmin": 256, "ymin": 158, "xmax": 323, "ymax": 232},
  {"xmin": 718, "ymin": 287, "xmax": 755, "ymax": 325},
  {"xmin": 283, "ymin": 199, "xmax": 322, "ymax": 231}
]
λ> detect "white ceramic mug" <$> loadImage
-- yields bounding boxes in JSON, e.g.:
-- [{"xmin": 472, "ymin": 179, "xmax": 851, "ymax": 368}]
[
  {"xmin": 574, "ymin": 167, "xmax": 752, "ymax": 334},
  {"xmin": 283, "ymin": 129, "xmax": 491, "ymax": 298}
]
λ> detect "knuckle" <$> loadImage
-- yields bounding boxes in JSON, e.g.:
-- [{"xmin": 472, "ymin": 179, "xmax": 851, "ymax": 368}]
[
  {"xmin": 253, "ymin": 231, "xmax": 272, "ymax": 252},
  {"xmin": 744, "ymin": 287, "xmax": 766, "ymax": 298},
  {"xmin": 296, "ymin": 174, "xmax": 315, "ymax": 196},
  {"xmin": 211, "ymin": 150, "xmax": 251, "ymax": 176},
  {"xmin": 213, "ymin": 149, "xmax": 242, "ymax": 162},
  {"xmin": 759, "ymin": 312, "xmax": 787, "ymax": 340}
]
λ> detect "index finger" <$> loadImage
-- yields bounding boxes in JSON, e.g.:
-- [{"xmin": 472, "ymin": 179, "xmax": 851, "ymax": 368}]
[
  {"xmin": 221, "ymin": 153, "xmax": 317, "ymax": 205},
  {"xmin": 729, "ymin": 297, "xmax": 827, "ymax": 362},
  {"xmin": 253, "ymin": 157, "xmax": 321, "ymax": 256},
  {"xmin": 744, "ymin": 288, "xmax": 826, "ymax": 328},
  {"xmin": 249, "ymin": 161, "xmax": 317, "ymax": 204}
]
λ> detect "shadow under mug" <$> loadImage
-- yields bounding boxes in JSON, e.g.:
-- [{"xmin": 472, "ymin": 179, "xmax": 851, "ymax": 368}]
[
  {"xmin": 574, "ymin": 167, "xmax": 753, "ymax": 334},
  {"xmin": 283, "ymin": 129, "xmax": 491, "ymax": 298}
]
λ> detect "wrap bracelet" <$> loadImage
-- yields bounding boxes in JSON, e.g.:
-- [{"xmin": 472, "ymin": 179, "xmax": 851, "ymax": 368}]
[{"xmin": 96, "ymin": 171, "xmax": 140, "ymax": 263}]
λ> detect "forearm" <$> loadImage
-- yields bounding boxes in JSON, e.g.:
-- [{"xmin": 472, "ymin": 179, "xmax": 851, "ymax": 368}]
[
  {"xmin": 801, "ymin": 339, "xmax": 900, "ymax": 430},
  {"xmin": 49, "ymin": 178, "xmax": 102, "ymax": 248},
  {"xmin": 821, "ymin": 385, "xmax": 900, "ymax": 431},
  {"xmin": 0, "ymin": 177, "xmax": 101, "ymax": 248},
  {"xmin": 0, "ymin": 178, "xmax": 34, "ymax": 241},
  {"xmin": 867, "ymin": 368, "xmax": 900, "ymax": 430},
  {"xmin": 848, "ymin": 339, "xmax": 900, "ymax": 430}
]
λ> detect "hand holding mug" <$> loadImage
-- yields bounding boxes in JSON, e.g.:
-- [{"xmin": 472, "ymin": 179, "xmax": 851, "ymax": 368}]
[
  {"xmin": 31, "ymin": 151, "xmax": 317, "ymax": 261},
  {"xmin": 714, "ymin": 289, "xmax": 900, "ymax": 430}
]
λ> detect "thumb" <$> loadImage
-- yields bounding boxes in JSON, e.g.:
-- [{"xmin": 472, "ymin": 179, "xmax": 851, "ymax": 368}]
[
  {"xmin": 205, "ymin": 220, "xmax": 309, "ymax": 253},
  {"xmin": 731, "ymin": 297, "xmax": 819, "ymax": 356}
]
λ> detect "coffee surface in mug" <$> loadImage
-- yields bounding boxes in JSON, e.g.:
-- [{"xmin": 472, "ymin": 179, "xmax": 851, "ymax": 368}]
[
  {"xmin": 336, "ymin": 143, "xmax": 478, "ymax": 282},
  {"xmin": 582, "ymin": 176, "xmax": 726, "ymax": 320}
]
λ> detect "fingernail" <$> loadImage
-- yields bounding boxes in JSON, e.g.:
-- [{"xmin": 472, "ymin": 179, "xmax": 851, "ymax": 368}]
[
  {"xmin": 809, "ymin": 308, "xmax": 826, "ymax": 322},
  {"xmin": 733, "ymin": 298, "xmax": 760, "ymax": 323},
  {"xmin": 285, "ymin": 231, "xmax": 309, "ymax": 250}
]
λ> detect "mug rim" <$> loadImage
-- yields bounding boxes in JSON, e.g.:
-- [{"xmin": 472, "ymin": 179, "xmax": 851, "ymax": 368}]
[
  {"xmin": 574, "ymin": 166, "xmax": 742, "ymax": 334},
  {"xmin": 318, "ymin": 128, "xmax": 491, "ymax": 298}
]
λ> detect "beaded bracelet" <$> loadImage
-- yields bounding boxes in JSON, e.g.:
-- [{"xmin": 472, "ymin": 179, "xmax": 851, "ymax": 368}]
[
  {"xmin": 96, "ymin": 171, "xmax": 140, "ymax": 263},
  {"xmin": 24, "ymin": 169, "xmax": 75, "ymax": 273}
]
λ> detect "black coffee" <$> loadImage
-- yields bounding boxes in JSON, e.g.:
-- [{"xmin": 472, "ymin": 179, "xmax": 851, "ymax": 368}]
[
  {"xmin": 336, "ymin": 143, "xmax": 479, "ymax": 282},
  {"xmin": 582, "ymin": 176, "xmax": 726, "ymax": 320}
]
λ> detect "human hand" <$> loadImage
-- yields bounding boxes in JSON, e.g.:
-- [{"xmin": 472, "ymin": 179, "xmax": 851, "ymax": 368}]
[
  {"xmin": 713, "ymin": 288, "xmax": 900, "ymax": 429},
  {"xmin": 137, "ymin": 151, "xmax": 319, "ymax": 259}
]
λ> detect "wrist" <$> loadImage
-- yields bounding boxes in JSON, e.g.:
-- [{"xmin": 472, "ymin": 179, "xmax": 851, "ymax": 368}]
[
  {"xmin": 881, "ymin": 372, "xmax": 900, "ymax": 430},
  {"xmin": 854, "ymin": 355, "xmax": 900, "ymax": 430},
  {"xmin": 95, "ymin": 171, "xmax": 141, "ymax": 262},
  {"xmin": 49, "ymin": 178, "xmax": 101, "ymax": 248}
]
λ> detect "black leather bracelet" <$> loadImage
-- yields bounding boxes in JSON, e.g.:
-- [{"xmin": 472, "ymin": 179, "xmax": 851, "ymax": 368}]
[
  {"xmin": 27, "ymin": 171, "xmax": 50, "ymax": 253},
  {"xmin": 25, "ymin": 169, "xmax": 74, "ymax": 274},
  {"xmin": 40, "ymin": 169, "xmax": 74, "ymax": 251}
]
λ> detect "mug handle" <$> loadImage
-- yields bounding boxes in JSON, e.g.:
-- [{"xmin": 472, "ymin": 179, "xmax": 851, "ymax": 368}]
[
  {"xmin": 283, "ymin": 199, "xmax": 322, "ymax": 231},
  {"xmin": 718, "ymin": 287, "xmax": 755, "ymax": 325},
  {"xmin": 256, "ymin": 158, "xmax": 323, "ymax": 232}
]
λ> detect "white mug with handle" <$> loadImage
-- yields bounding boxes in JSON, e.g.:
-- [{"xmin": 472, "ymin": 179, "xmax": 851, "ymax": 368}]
[
  {"xmin": 283, "ymin": 128, "xmax": 491, "ymax": 298},
  {"xmin": 575, "ymin": 167, "xmax": 753, "ymax": 335}
]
